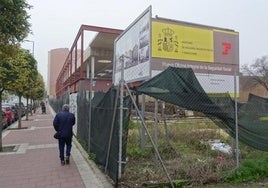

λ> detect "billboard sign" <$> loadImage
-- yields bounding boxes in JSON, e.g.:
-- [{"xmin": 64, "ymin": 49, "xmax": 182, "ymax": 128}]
[
  {"xmin": 151, "ymin": 19, "xmax": 239, "ymax": 96},
  {"xmin": 112, "ymin": 7, "xmax": 239, "ymax": 95},
  {"xmin": 152, "ymin": 21, "xmax": 214, "ymax": 62},
  {"xmin": 151, "ymin": 20, "xmax": 239, "ymax": 65},
  {"xmin": 113, "ymin": 6, "xmax": 151, "ymax": 85}
]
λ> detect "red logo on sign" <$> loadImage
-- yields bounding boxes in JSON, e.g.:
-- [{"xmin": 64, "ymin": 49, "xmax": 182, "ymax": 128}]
[{"xmin": 222, "ymin": 42, "xmax": 231, "ymax": 55}]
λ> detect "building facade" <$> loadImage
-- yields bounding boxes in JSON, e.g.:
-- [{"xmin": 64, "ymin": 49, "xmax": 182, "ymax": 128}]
[
  {"xmin": 239, "ymin": 76, "xmax": 268, "ymax": 103},
  {"xmin": 47, "ymin": 48, "xmax": 69, "ymax": 98}
]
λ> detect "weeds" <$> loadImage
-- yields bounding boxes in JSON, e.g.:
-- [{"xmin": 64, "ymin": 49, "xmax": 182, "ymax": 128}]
[
  {"xmin": 225, "ymin": 156, "xmax": 268, "ymax": 183},
  {"xmin": 122, "ymin": 118, "xmax": 268, "ymax": 187}
]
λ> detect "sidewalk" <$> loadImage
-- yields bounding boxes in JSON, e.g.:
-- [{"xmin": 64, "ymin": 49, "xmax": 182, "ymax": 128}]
[{"xmin": 0, "ymin": 105, "xmax": 113, "ymax": 188}]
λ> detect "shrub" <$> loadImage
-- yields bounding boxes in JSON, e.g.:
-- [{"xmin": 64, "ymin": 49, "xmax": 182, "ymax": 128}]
[{"xmin": 224, "ymin": 156, "xmax": 268, "ymax": 183}]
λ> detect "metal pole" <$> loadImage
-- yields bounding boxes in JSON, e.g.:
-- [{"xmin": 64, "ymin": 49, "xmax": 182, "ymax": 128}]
[
  {"xmin": 234, "ymin": 71, "xmax": 239, "ymax": 169},
  {"xmin": 105, "ymin": 88, "xmax": 120, "ymax": 173},
  {"xmin": 154, "ymin": 99, "xmax": 158, "ymax": 169},
  {"xmin": 118, "ymin": 55, "xmax": 125, "ymax": 179},
  {"xmin": 141, "ymin": 94, "xmax": 146, "ymax": 151},
  {"xmin": 125, "ymin": 84, "xmax": 174, "ymax": 188},
  {"xmin": 32, "ymin": 41, "xmax": 34, "ymax": 58},
  {"xmin": 88, "ymin": 56, "xmax": 95, "ymax": 152},
  {"xmin": 25, "ymin": 39, "xmax": 35, "ymax": 57}
]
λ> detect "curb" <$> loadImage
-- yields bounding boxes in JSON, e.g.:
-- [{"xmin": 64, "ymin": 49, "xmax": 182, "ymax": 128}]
[
  {"xmin": 73, "ymin": 138, "xmax": 114, "ymax": 188},
  {"xmin": 49, "ymin": 105, "xmax": 114, "ymax": 187}
]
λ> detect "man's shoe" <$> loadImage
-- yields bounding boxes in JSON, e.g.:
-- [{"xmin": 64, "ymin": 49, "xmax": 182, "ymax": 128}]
[
  {"xmin": 66, "ymin": 156, "xmax": 70, "ymax": 164},
  {"xmin": 61, "ymin": 160, "xmax": 65, "ymax": 166}
]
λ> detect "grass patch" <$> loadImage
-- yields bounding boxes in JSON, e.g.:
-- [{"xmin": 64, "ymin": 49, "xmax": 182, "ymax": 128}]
[
  {"xmin": 122, "ymin": 117, "xmax": 268, "ymax": 187},
  {"xmin": 259, "ymin": 116, "xmax": 268, "ymax": 121},
  {"xmin": 224, "ymin": 156, "xmax": 268, "ymax": 183},
  {"xmin": 7, "ymin": 127, "xmax": 28, "ymax": 130},
  {"xmin": 0, "ymin": 145, "xmax": 16, "ymax": 152}
]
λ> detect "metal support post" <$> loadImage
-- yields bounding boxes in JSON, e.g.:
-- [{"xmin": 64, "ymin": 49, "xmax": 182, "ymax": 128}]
[{"xmin": 234, "ymin": 71, "xmax": 239, "ymax": 169}]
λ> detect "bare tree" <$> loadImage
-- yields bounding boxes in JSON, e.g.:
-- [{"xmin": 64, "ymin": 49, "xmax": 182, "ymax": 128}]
[{"xmin": 241, "ymin": 55, "xmax": 268, "ymax": 92}]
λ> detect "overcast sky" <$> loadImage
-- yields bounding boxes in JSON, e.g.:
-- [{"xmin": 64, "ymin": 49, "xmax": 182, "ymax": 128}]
[{"xmin": 22, "ymin": 0, "xmax": 268, "ymax": 83}]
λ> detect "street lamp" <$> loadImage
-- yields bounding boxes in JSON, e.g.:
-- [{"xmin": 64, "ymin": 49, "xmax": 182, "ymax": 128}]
[
  {"xmin": 24, "ymin": 39, "xmax": 36, "ymax": 118},
  {"xmin": 24, "ymin": 39, "xmax": 34, "ymax": 57}
]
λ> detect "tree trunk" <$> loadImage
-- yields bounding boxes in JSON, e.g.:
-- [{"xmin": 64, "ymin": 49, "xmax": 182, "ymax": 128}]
[
  {"xmin": 26, "ymin": 97, "xmax": 29, "ymax": 120},
  {"xmin": 0, "ymin": 92, "xmax": 3, "ymax": 151},
  {"xmin": 30, "ymin": 99, "xmax": 33, "ymax": 115},
  {"xmin": 33, "ymin": 100, "xmax": 36, "ymax": 113},
  {"xmin": 18, "ymin": 96, "xmax": 22, "ymax": 129}
]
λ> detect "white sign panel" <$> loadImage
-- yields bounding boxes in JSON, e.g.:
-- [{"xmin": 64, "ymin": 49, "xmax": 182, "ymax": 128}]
[
  {"xmin": 113, "ymin": 6, "xmax": 151, "ymax": 85},
  {"xmin": 151, "ymin": 69, "xmax": 238, "ymax": 97}
]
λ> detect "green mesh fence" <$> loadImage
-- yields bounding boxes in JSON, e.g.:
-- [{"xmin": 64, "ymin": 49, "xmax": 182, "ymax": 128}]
[
  {"xmin": 51, "ymin": 67, "xmax": 268, "ymax": 186},
  {"xmin": 135, "ymin": 66, "xmax": 268, "ymax": 151},
  {"xmin": 76, "ymin": 86, "xmax": 132, "ymax": 183}
]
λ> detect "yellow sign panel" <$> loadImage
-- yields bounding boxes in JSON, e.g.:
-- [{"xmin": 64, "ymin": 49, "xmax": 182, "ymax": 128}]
[{"xmin": 152, "ymin": 21, "xmax": 214, "ymax": 62}]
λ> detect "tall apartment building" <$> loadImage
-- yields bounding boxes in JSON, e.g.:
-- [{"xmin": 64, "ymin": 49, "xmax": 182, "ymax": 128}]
[{"xmin": 47, "ymin": 48, "xmax": 69, "ymax": 98}]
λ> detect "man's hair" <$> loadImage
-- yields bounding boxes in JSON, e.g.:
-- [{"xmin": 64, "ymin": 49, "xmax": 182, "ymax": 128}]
[{"xmin": 62, "ymin": 104, "xmax": 69, "ymax": 111}]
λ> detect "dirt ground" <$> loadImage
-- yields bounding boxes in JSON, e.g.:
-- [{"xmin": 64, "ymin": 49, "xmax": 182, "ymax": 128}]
[{"xmin": 186, "ymin": 180, "xmax": 268, "ymax": 188}]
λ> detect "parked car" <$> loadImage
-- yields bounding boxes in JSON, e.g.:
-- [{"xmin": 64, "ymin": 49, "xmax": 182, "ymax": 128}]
[
  {"xmin": 4, "ymin": 103, "xmax": 19, "ymax": 121},
  {"xmin": 1, "ymin": 110, "xmax": 8, "ymax": 129},
  {"xmin": 14, "ymin": 103, "xmax": 26, "ymax": 117},
  {"xmin": 2, "ymin": 105, "xmax": 14, "ymax": 125}
]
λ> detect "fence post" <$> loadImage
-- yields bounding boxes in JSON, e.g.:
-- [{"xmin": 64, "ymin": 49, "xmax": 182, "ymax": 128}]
[
  {"xmin": 125, "ymin": 84, "xmax": 174, "ymax": 188},
  {"xmin": 154, "ymin": 99, "xmax": 159, "ymax": 169},
  {"xmin": 118, "ymin": 55, "xmax": 125, "ymax": 179},
  {"xmin": 88, "ymin": 56, "xmax": 95, "ymax": 152},
  {"xmin": 141, "ymin": 94, "xmax": 146, "ymax": 151},
  {"xmin": 234, "ymin": 71, "xmax": 239, "ymax": 169}
]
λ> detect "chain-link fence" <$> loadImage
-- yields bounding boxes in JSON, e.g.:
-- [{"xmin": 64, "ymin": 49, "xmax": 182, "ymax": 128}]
[
  {"xmin": 50, "ymin": 86, "xmax": 132, "ymax": 184},
  {"xmin": 120, "ymin": 95, "xmax": 236, "ymax": 187},
  {"xmin": 118, "ymin": 66, "xmax": 268, "ymax": 187},
  {"xmin": 50, "ymin": 66, "xmax": 268, "ymax": 187},
  {"xmin": 49, "ymin": 92, "xmax": 69, "ymax": 113},
  {"xmin": 75, "ymin": 85, "xmax": 132, "ymax": 184}
]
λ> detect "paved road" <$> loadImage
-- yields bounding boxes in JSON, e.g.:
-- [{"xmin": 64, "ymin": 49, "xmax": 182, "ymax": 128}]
[{"xmin": 0, "ymin": 105, "xmax": 113, "ymax": 188}]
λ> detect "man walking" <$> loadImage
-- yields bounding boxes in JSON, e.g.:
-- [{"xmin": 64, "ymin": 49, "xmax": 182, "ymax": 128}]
[{"xmin": 53, "ymin": 104, "xmax": 76, "ymax": 165}]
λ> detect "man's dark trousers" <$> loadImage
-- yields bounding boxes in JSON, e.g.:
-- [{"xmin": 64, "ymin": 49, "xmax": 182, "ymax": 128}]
[{"xmin": 58, "ymin": 137, "xmax": 72, "ymax": 161}]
